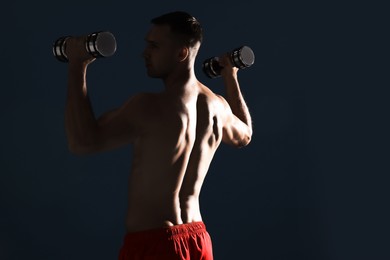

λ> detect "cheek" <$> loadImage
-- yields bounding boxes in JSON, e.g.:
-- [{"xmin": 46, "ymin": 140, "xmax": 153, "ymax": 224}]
[{"xmin": 155, "ymin": 51, "xmax": 173, "ymax": 66}]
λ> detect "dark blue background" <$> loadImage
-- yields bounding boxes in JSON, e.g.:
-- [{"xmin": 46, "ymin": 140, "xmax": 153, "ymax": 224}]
[{"xmin": 1, "ymin": 1, "xmax": 389, "ymax": 259}]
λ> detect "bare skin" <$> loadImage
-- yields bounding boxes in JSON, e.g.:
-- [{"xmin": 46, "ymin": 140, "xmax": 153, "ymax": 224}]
[{"xmin": 65, "ymin": 24, "xmax": 252, "ymax": 232}]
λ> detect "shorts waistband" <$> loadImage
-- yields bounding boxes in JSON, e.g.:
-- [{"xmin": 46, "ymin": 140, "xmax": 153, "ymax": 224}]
[{"xmin": 124, "ymin": 222, "xmax": 207, "ymax": 241}]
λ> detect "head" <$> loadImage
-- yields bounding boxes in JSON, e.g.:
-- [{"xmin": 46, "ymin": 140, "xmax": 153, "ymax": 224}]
[{"xmin": 142, "ymin": 11, "xmax": 203, "ymax": 78}]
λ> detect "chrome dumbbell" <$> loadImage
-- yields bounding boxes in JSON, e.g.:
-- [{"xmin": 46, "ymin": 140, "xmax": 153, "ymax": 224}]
[
  {"xmin": 202, "ymin": 46, "xmax": 255, "ymax": 78},
  {"xmin": 53, "ymin": 31, "xmax": 117, "ymax": 62}
]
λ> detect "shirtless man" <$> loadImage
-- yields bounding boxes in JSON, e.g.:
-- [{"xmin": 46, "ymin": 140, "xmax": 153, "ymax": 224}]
[{"xmin": 64, "ymin": 11, "xmax": 252, "ymax": 260}]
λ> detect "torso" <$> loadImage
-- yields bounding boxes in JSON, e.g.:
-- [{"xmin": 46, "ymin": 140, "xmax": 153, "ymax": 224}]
[{"xmin": 125, "ymin": 82, "xmax": 223, "ymax": 232}]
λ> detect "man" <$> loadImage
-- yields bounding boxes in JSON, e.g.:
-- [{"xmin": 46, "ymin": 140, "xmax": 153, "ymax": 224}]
[{"xmin": 64, "ymin": 11, "xmax": 252, "ymax": 260}]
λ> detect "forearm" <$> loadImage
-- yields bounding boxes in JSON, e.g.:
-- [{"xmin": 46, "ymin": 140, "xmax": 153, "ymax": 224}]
[
  {"xmin": 65, "ymin": 62, "xmax": 98, "ymax": 151},
  {"xmin": 223, "ymin": 74, "xmax": 252, "ymax": 130}
]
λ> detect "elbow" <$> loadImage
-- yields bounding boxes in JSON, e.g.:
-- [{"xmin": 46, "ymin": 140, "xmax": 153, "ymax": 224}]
[
  {"xmin": 225, "ymin": 127, "xmax": 253, "ymax": 148},
  {"xmin": 235, "ymin": 129, "xmax": 253, "ymax": 148},
  {"xmin": 244, "ymin": 134, "xmax": 252, "ymax": 147},
  {"xmin": 237, "ymin": 135, "xmax": 252, "ymax": 148}
]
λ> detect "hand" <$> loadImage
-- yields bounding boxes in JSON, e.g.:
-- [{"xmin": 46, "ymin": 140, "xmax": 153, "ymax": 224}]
[
  {"xmin": 65, "ymin": 36, "xmax": 96, "ymax": 65},
  {"xmin": 218, "ymin": 53, "xmax": 238, "ymax": 79}
]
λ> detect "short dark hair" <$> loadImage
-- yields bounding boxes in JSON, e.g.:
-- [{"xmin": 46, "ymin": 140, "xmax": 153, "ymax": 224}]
[{"xmin": 151, "ymin": 11, "xmax": 203, "ymax": 47}]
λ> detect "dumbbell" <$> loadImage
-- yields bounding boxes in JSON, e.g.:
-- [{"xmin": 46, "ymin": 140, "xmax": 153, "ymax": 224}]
[
  {"xmin": 202, "ymin": 46, "xmax": 255, "ymax": 78},
  {"xmin": 52, "ymin": 31, "xmax": 117, "ymax": 62}
]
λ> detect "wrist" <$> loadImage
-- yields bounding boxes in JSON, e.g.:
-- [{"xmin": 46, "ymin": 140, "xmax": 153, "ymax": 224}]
[
  {"xmin": 68, "ymin": 60, "xmax": 89, "ymax": 72},
  {"xmin": 221, "ymin": 67, "xmax": 238, "ymax": 79},
  {"xmin": 222, "ymin": 72, "xmax": 238, "ymax": 85}
]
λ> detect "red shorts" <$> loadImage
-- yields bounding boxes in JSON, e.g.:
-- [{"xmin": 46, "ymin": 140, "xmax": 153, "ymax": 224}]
[{"xmin": 118, "ymin": 221, "xmax": 213, "ymax": 260}]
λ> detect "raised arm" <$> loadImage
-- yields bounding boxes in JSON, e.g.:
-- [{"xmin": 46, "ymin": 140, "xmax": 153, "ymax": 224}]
[
  {"xmin": 64, "ymin": 36, "xmax": 140, "ymax": 155},
  {"xmin": 218, "ymin": 54, "xmax": 253, "ymax": 148}
]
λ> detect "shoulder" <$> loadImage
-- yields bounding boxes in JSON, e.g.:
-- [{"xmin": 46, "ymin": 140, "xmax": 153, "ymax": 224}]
[
  {"xmin": 127, "ymin": 92, "xmax": 167, "ymax": 122},
  {"xmin": 213, "ymin": 93, "xmax": 231, "ymax": 112},
  {"xmin": 123, "ymin": 92, "xmax": 160, "ymax": 110},
  {"xmin": 198, "ymin": 83, "xmax": 224, "ymax": 104},
  {"xmin": 197, "ymin": 84, "xmax": 230, "ymax": 112}
]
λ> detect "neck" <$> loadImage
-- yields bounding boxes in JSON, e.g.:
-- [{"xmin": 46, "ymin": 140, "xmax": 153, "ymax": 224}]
[{"xmin": 163, "ymin": 66, "xmax": 198, "ymax": 95}]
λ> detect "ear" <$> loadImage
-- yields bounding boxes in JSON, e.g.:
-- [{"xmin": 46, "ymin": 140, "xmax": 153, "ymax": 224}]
[{"xmin": 177, "ymin": 46, "xmax": 189, "ymax": 62}]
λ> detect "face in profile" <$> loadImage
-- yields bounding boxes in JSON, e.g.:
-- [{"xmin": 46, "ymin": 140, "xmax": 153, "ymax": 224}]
[{"xmin": 143, "ymin": 25, "xmax": 181, "ymax": 78}]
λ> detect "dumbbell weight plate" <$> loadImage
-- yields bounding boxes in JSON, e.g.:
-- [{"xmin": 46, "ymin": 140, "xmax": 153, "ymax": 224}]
[
  {"xmin": 86, "ymin": 31, "xmax": 117, "ymax": 58},
  {"xmin": 52, "ymin": 36, "xmax": 71, "ymax": 62}
]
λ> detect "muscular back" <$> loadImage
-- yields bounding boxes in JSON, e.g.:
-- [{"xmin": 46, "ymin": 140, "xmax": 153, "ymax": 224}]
[
  {"xmin": 64, "ymin": 25, "xmax": 252, "ymax": 234},
  {"xmin": 125, "ymin": 83, "xmax": 224, "ymax": 231}
]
